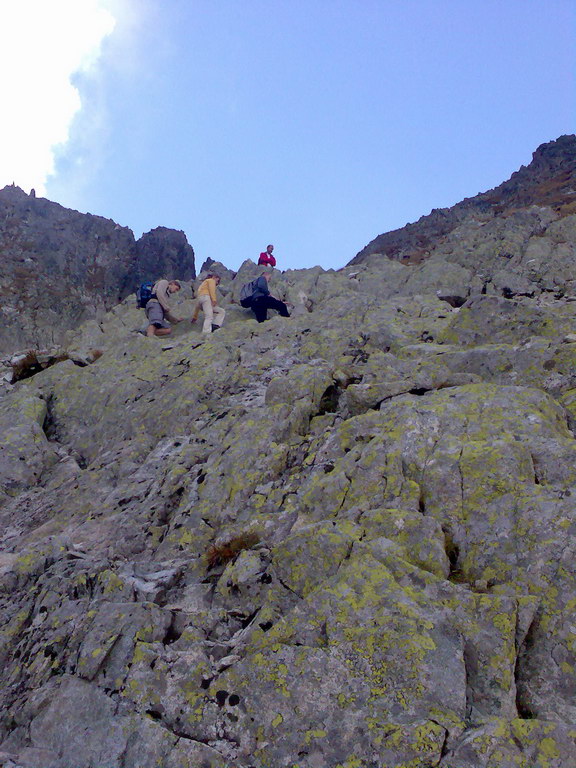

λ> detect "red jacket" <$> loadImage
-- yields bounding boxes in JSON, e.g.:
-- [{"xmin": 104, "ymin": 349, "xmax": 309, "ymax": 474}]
[{"xmin": 258, "ymin": 252, "xmax": 276, "ymax": 267}]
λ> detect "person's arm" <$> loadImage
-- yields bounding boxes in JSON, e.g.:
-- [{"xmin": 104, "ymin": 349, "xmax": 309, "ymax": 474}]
[
  {"xmin": 154, "ymin": 280, "xmax": 171, "ymax": 311},
  {"xmin": 208, "ymin": 279, "xmax": 217, "ymax": 306},
  {"xmin": 192, "ymin": 280, "xmax": 206, "ymax": 321},
  {"xmin": 156, "ymin": 280, "xmax": 182, "ymax": 322},
  {"xmin": 270, "ymin": 255, "xmax": 276, "ymax": 267}
]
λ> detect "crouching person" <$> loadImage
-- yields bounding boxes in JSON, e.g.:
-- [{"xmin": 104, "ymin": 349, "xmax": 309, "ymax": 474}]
[
  {"xmin": 244, "ymin": 272, "xmax": 290, "ymax": 323},
  {"xmin": 192, "ymin": 273, "xmax": 226, "ymax": 334},
  {"xmin": 146, "ymin": 279, "xmax": 182, "ymax": 337}
]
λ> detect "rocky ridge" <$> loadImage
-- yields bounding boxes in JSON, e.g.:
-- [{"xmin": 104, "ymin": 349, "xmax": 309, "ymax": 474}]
[
  {"xmin": 2, "ymin": 140, "xmax": 576, "ymax": 767},
  {"xmin": 352, "ymin": 134, "xmax": 576, "ymax": 267},
  {"xmin": 0, "ymin": 185, "xmax": 195, "ymax": 355}
]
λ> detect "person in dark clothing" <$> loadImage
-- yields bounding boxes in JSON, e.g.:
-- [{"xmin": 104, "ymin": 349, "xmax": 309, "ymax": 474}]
[{"xmin": 249, "ymin": 272, "xmax": 290, "ymax": 323}]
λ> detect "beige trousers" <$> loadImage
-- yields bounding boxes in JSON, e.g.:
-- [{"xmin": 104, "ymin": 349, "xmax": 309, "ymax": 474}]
[{"xmin": 198, "ymin": 294, "xmax": 225, "ymax": 333}]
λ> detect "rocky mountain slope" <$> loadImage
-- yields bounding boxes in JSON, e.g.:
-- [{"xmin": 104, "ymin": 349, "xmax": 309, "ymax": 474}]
[
  {"xmin": 352, "ymin": 134, "xmax": 576, "ymax": 267},
  {"xmin": 2, "ymin": 139, "xmax": 576, "ymax": 767},
  {"xmin": 0, "ymin": 185, "xmax": 196, "ymax": 355}
]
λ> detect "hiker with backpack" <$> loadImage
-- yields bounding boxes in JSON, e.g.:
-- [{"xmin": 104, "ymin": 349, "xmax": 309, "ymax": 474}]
[
  {"xmin": 142, "ymin": 279, "xmax": 183, "ymax": 337},
  {"xmin": 240, "ymin": 272, "xmax": 290, "ymax": 323},
  {"xmin": 191, "ymin": 273, "xmax": 226, "ymax": 334},
  {"xmin": 258, "ymin": 244, "xmax": 277, "ymax": 268}
]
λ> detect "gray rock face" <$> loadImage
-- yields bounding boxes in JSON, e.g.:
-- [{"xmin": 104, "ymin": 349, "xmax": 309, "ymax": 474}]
[
  {"xmin": 134, "ymin": 227, "xmax": 196, "ymax": 285},
  {"xmin": 1, "ymin": 254, "xmax": 576, "ymax": 767},
  {"xmin": 0, "ymin": 186, "xmax": 195, "ymax": 355},
  {"xmin": 3, "ymin": 140, "xmax": 576, "ymax": 767},
  {"xmin": 352, "ymin": 134, "xmax": 576, "ymax": 269}
]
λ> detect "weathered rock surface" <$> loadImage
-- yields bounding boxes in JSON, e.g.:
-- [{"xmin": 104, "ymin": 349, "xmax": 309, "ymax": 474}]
[
  {"xmin": 3, "ymin": 140, "xmax": 576, "ymax": 767},
  {"xmin": 352, "ymin": 134, "xmax": 576, "ymax": 284},
  {"xmin": 134, "ymin": 227, "xmax": 196, "ymax": 285},
  {"xmin": 0, "ymin": 185, "xmax": 195, "ymax": 355}
]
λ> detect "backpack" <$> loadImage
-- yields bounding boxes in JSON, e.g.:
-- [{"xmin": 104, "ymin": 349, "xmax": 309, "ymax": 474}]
[
  {"xmin": 239, "ymin": 279, "xmax": 259, "ymax": 307},
  {"xmin": 136, "ymin": 281, "xmax": 155, "ymax": 308}
]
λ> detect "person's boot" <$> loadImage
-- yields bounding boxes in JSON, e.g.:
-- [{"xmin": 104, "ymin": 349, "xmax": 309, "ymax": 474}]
[{"xmin": 211, "ymin": 324, "xmax": 221, "ymax": 332}]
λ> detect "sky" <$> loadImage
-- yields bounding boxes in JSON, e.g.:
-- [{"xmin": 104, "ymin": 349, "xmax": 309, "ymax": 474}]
[{"xmin": 1, "ymin": 0, "xmax": 574, "ymax": 271}]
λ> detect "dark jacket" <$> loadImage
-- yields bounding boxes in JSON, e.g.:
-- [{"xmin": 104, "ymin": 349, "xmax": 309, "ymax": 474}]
[{"xmin": 251, "ymin": 276, "xmax": 270, "ymax": 300}]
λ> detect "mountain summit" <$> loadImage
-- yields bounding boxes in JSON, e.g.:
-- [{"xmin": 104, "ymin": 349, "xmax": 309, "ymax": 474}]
[{"xmin": 351, "ymin": 134, "xmax": 576, "ymax": 266}]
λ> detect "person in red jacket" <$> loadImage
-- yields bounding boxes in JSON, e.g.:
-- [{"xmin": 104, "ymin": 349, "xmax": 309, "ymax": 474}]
[{"xmin": 258, "ymin": 244, "xmax": 277, "ymax": 267}]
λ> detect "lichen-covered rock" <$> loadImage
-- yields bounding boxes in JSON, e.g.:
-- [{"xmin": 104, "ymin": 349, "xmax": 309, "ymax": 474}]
[
  {"xmin": 0, "ymin": 390, "xmax": 59, "ymax": 506},
  {"xmin": 442, "ymin": 718, "xmax": 576, "ymax": 768},
  {"xmin": 2, "ymin": 139, "xmax": 576, "ymax": 767}
]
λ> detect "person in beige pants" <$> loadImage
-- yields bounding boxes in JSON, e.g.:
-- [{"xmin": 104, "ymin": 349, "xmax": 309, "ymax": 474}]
[{"xmin": 192, "ymin": 274, "xmax": 226, "ymax": 333}]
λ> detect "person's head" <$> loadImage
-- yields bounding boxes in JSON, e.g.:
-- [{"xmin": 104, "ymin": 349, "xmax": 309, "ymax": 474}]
[
  {"xmin": 266, "ymin": 244, "xmax": 274, "ymax": 254},
  {"xmin": 168, "ymin": 280, "xmax": 181, "ymax": 294},
  {"xmin": 261, "ymin": 271, "xmax": 272, "ymax": 282},
  {"xmin": 207, "ymin": 273, "xmax": 221, "ymax": 284}
]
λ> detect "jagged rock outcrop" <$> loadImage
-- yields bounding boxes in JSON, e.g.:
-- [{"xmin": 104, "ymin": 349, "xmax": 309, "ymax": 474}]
[
  {"xmin": 352, "ymin": 134, "xmax": 576, "ymax": 273},
  {"xmin": 134, "ymin": 227, "xmax": 196, "ymax": 285},
  {"xmin": 3, "ymin": 139, "xmax": 576, "ymax": 767},
  {"xmin": 0, "ymin": 186, "xmax": 195, "ymax": 355}
]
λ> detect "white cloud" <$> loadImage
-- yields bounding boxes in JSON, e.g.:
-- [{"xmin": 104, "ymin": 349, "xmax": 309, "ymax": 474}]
[{"xmin": 0, "ymin": 0, "xmax": 117, "ymax": 194}]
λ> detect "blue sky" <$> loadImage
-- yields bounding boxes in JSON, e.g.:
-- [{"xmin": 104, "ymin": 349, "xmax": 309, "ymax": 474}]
[{"xmin": 3, "ymin": 0, "xmax": 574, "ymax": 271}]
